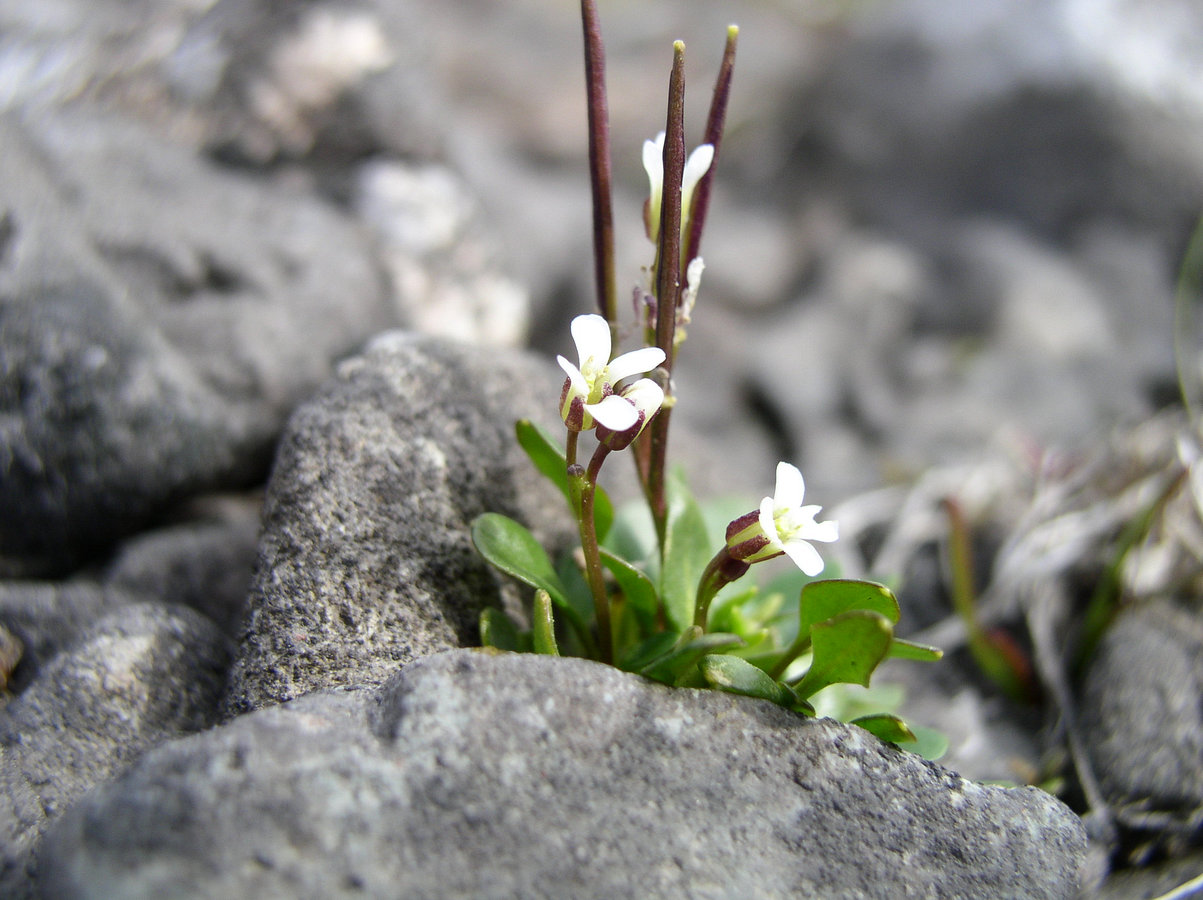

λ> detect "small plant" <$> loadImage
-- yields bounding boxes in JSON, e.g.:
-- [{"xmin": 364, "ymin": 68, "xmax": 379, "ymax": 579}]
[{"xmin": 472, "ymin": 2, "xmax": 941, "ymax": 748}]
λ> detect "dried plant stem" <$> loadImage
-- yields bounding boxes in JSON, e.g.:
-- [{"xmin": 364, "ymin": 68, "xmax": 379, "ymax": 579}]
[
  {"xmin": 644, "ymin": 41, "xmax": 687, "ymax": 545},
  {"xmin": 683, "ymin": 25, "xmax": 738, "ymax": 270},
  {"xmin": 580, "ymin": 0, "xmax": 618, "ymax": 340}
]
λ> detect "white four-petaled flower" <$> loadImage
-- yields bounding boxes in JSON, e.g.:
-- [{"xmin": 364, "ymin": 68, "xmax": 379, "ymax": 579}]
[
  {"xmin": 557, "ymin": 314, "xmax": 665, "ymax": 433},
  {"xmin": 725, "ymin": 462, "xmax": 838, "ymax": 576},
  {"xmin": 596, "ymin": 377, "xmax": 665, "ymax": 451},
  {"xmin": 642, "ymin": 132, "xmax": 715, "ymax": 245}
]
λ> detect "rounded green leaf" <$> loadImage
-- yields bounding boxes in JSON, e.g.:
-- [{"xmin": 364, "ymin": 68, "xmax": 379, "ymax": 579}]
[
  {"xmin": 599, "ymin": 549, "xmax": 659, "ymax": 616},
  {"xmin": 792, "ymin": 610, "xmax": 893, "ymax": 700},
  {"xmin": 699, "ymin": 654, "xmax": 793, "ymax": 706},
  {"xmin": 798, "ymin": 580, "xmax": 900, "ymax": 637},
  {"xmin": 894, "ymin": 724, "xmax": 949, "ymax": 761},
  {"xmin": 660, "ymin": 467, "xmax": 712, "ymax": 632},
  {"xmin": 850, "ymin": 712, "xmax": 916, "ymax": 745},
  {"xmin": 471, "ymin": 513, "xmax": 569, "ymax": 607},
  {"xmin": 888, "ymin": 637, "xmax": 943, "ymax": 662}
]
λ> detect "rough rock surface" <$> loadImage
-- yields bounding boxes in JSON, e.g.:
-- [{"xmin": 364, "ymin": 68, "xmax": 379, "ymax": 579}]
[
  {"xmin": 1079, "ymin": 599, "xmax": 1203, "ymax": 844},
  {"xmin": 221, "ymin": 333, "xmax": 568, "ymax": 716},
  {"xmin": 42, "ymin": 650, "xmax": 1088, "ymax": 900},
  {"xmin": 0, "ymin": 603, "xmax": 231, "ymax": 898},
  {"xmin": 101, "ymin": 496, "xmax": 263, "ymax": 638},
  {"xmin": 0, "ymin": 109, "xmax": 394, "ymax": 576}
]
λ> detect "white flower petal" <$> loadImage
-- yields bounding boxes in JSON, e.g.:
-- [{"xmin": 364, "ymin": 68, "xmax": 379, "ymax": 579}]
[
  {"xmin": 556, "ymin": 356, "xmax": 588, "ymax": 394},
  {"xmin": 758, "ymin": 496, "xmax": 782, "ymax": 547},
  {"xmin": 570, "ymin": 314, "xmax": 611, "ymax": 369},
  {"xmin": 621, "ymin": 378, "xmax": 664, "ymax": 416},
  {"xmin": 807, "ymin": 519, "xmax": 839, "ymax": 544},
  {"xmin": 643, "ymin": 133, "xmax": 665, "ymax": 189},
  {"xmin": 682, "ymin": 143, "xmax": 715, "ymax": 198},
  {"xmin": 606, "ymin": 346, "xmax": 666, "ymax": 384},
  {"xmin": 773, "ymin": 462, "xmax": 806, "ymax": 509},
  {"xmin": 782, "ymin": 539, "xmax": 826, "ymax": 577},
  {"xmin": 586, "ymin": 395, "xmax": 639, "ymax": 432}
]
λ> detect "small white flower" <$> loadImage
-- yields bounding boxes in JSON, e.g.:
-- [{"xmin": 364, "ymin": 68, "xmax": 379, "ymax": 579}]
[
  {"xmin": 642, "ymin": 132, "xmax": 714, "ymax": 244},
  {"xmin": 725, "ymin": 462, "xmax": 838, "ymax": 576},
  {"xmin": 596, "ymin": 377, "xmax": 665, "ymax": 451},
  {"xmin": 557, "ymin": 314, "xmax": 665, "ymax": 432}
]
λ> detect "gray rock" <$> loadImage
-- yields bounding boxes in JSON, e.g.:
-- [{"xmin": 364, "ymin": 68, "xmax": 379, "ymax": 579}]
[
  {"xmin": 1079, "ymin": 599, "xmax": 1203, "ymax": 841},
  {"xmin": 353, "ymin": 159, "xmax": 531, "ymax": 347},
  {"xmin": 0, "ymin": 582, "xmax": 127, "ymax": 692},
  {"xmin": 162, "ymin": 0, "xmax": 445, "ymax": 163},
  {"xmin": 102, "ymin": 496, "xmax": 263, "ymax": 637},
  {"xmin": 0, "ymin": 603, "xmax": 231, "ymax": 898},
  {"xmin": 0, "ymin": 109, "xmax": 394, "ymax": 575},
  {"xmin": 221, "ymin": 333, "xmax": 568, "ymax": 716},
  {"xmin": 41, "ymin": 650, "xmax": 1087, "ymax": 899}
]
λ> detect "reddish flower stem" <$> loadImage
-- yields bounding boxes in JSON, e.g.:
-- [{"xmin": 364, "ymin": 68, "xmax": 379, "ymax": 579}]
[
  {"xmin": 580, "ymin": 0, "xmax": 618, "ymax": 341},
  {"xmin": 644, "ymin": 42, "xmax": 687, "ymax": 546},
  {"xmin": 683, "ymin": 25, "xmax": 738, "ymax": 270}
]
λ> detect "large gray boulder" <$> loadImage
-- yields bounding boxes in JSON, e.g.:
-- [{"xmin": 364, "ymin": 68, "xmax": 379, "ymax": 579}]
[
  {"xmin": 0, "ymin": 109, "xmax": 395, "ymax": 576},
  {"xmin": 0, "ymin": 603, "xmax": 231, "ymax": 898},
  {"xmin": 221, "ymin": 333, "xmax": 568, "ymax": 716},
  {"xmin": 41, "ymin": 649, "xmax": 1088, "ymax": 899}
]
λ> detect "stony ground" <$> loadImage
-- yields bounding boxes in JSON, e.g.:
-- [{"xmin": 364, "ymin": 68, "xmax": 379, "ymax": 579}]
[{"xmin": 3, "ymin": 0, "xmax": 1203, "ymax": 897}]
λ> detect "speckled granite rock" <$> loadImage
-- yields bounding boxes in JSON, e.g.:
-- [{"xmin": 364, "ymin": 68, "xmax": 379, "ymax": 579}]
[
  {"xmin": 41, "ymin": 650, "xmax": 1088, "ymax": 900},
  {"xmin": 0, "ymin": 109, "xmax": 395, "ymax": 576},
  {"xmin": 221, "ymin": 333, "xmax": 568, "ymax": 716},
  {"xmin": 0, "ymin": 603, "xmax": 231, "ymax": 898}
]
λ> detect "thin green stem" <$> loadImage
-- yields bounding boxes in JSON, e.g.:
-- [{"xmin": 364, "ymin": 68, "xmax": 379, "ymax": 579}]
[
  {"xmin": 769, "ymin": 632, "xmax": 812, "ymax": 681},
  {"xmin": 576, "ymin": 445, "xmax": 613, "ymax": 663},
  {"xmin": 580, "ymin": 0, "xmax": 618, "ymax": 341},
  {"xmin": 693, "ymin": 545, "xmax": 750, "ymax": 629},
  {"xmin": 565, "ymin": 428, "xmax": 579, "ymax": 468}
]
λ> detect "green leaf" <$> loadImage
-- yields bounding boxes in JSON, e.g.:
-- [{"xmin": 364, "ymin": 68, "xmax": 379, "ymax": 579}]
[
  {"xmin": 479, "ymin": 608, "xmax": 523, "ymax": 652},
  {"xmin": 472, "ymin": 513, "xmax": 569, "ymax": 605},
  {"xmin": 798, "ymin": 579, "xmax": 900, "ymax": 636},
  {"xmin": 640, "ymin": 629, "xmax": 743, "ymax": 685},
  {"xmin": 515, "ymin": 419, "xmax": 613, "ymax": 540},
  {"xmin": 472, "ymin": 514, "xmax": 593, "ymax": 655},
  {"xmin": 792, "ymin": 610, "xmax": 893, "ymax": 700},
  {"xmin": 617, "ymin": 631, "xmax": 679, "ymax": 672},
  {"xmin": 708, "ymin": 586, "xmax": 765, "ymax": 637},
  {"xmin": 532, "ymin": 589, "xmax": 559, "ymax": 656},
  {"xmin": 894, "ymin": 724, "xmax": 949, "ymax": 761},
  {"xmin": 699, "ymin": 654, "xmax": 794, "ymax": 706},
  {"xmin": 850, "ymin": 712, "xmax": 916, "ymax": 744},
  {"xmin": 660, "ymin": 467, "xmax": 713, "ymax": 632},
  {"xmin": 602, "ymin": 501, "xmax": 658, "ymax": 572},
  {"xmin": 599, "ymin": 549, "xmax": 658, "ymax": 616},
  {"xmin": 554, "ymin": 550, "xmax": 597, "ymax": 625},
  {"xmin": 888, "ymin": 637, "xmax": 943, "ymax": 662}
]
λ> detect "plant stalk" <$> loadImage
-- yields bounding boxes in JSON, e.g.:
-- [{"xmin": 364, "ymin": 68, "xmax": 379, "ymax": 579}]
[
  {"xmin": 683, "ymin": 25, "xmax": 738, "ymax": 271},
  {"xmin": 580, "ymin": 0, "xmax": 618, "ymax": 341},
  {"xmin": 576, "ymin": 446, "xmax": 613, "ymax": 663},
  {"xmin": 643, "ymin": 41, "xmax": 687, "ymax": 547}
]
